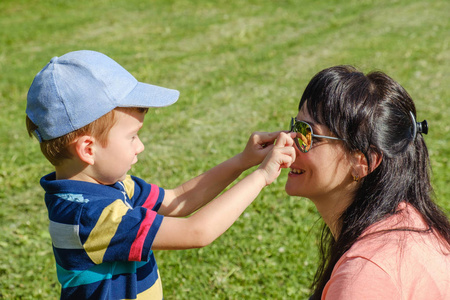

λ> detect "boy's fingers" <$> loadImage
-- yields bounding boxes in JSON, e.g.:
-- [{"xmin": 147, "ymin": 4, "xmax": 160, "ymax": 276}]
[
  {"xmin": 253, "ymin": 131, "xmax": 281, "ymax": 145},
  {"xmin": 274, "ymin": 132, "xmax": 295, "ymax": 147},
  {"xmin": 261, "ymin": 143, "xmax": 275, "ymax": 152},
  {"xmin": 263, "ymin": 131, "xmax": 284, "ymax": 140},
  {"xmin": 280, "ymin": 145, "xmax": 296, "ymax": 168},
  {"xmin": 267, "ymin": 143, "xmax": 296, "ymax": 169}
]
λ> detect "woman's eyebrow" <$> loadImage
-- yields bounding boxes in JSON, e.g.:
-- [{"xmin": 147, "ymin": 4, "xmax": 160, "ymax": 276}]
[
  {"xmin": 300, "ymin": 119, "xmax": 324, "ymax": 134},
  {"xmin": 297, "ymin": 118, "xmax": 319, "ymax": 129},
  {"xmin": 307, "ymin": 120, "xmax": 318, "ymax": 127}
]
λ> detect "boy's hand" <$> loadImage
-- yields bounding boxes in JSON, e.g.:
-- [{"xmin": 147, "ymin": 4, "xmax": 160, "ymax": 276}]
[
  {"xmin": 256, "ymin": 132, "xmax": 296, "ymax": 186},
  {"xmin": 239, "ymin": 131, "xmax": 283, "ymax": 169}
]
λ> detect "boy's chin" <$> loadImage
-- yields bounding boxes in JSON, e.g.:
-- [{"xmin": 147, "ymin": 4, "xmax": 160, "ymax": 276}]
[
  {"xmin": 98, "ymin": 173, "xmax": 128, "ymax": 185},
  {"xmin": 118, "ymin": 173, "xmax": 128, "ymax": 182}
]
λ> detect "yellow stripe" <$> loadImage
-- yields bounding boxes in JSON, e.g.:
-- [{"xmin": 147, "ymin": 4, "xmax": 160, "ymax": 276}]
[
  {"xmin": 122, "ymin": 175, "xmax": 135, "ymax": 199},
  {"xmin": 84, "ymin": 199, "xmax": 129, "ymax": 264},
  {"xmin": 123, "ymin": 271, "xmax": 163, "ymax": 300}
]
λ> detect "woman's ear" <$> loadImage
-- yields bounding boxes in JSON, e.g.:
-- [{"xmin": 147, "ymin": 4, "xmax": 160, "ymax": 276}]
[
  {"xmin": 368, "ymin": 149, "xmax": 383, "ymax": 174},
  {"xmin": 351, "ymin": 149, "xmax": 382, "ymax": 180},
  {"xmin": 73, "ymin": 135, "xmax": 96, "ymax": 165}
]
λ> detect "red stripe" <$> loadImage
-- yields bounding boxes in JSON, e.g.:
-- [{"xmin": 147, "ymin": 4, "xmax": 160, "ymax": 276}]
[
  {"xmin": 142, "ymin": 184, "xmax": 160, "ymax": 209},
  {"xmin": 129, "ymin": 211, "xmax": 156, "ymax": 261}
]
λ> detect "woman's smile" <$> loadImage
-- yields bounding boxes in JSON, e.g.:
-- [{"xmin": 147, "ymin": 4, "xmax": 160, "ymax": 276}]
[{"xmin": 289, "ymin": 168, "xmax": 305, "ymax": 175}]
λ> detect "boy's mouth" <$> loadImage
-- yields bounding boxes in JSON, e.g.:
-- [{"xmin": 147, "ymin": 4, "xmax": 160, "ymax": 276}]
[{"xmin": 290, "ymin": 168, "xmax": 305, "ymax": 175}]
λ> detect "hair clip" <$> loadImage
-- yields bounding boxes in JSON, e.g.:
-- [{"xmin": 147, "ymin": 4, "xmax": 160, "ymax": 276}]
[{"xmin": 409, "ymin": 111, "xmax": 428, "ymax": 140}]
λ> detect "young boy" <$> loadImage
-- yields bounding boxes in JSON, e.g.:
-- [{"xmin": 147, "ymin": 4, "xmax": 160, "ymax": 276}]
[{"xmin": 26, "ymin": 50, "xmax": 295, "ymax": 300}]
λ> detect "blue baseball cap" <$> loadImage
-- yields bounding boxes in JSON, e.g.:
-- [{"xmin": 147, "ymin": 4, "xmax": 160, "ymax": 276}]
[{"xmin": 26, "ymin": 50, "xmax": 179, "ymax": 142}]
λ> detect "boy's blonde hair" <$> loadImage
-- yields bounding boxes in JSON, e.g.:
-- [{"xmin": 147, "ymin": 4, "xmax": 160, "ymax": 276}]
[{"xmin": 26, "ymin": 107, "xmax": 148, "ymax": 166}]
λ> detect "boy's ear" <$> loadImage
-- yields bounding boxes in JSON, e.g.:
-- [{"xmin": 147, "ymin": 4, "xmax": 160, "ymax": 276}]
[
  {"xmin": 351, "ymin": 149, "xmax": 382, "ymax": 180},
  {"xmin": 74, "ymin": 135, "xmax": 96, "ymax": 165}
]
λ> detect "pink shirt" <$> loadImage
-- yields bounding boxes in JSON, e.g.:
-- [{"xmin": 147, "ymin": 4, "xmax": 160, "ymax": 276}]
[{"xmin": 322, "ymin": 202, "xmax": 450, "ymax": 300}]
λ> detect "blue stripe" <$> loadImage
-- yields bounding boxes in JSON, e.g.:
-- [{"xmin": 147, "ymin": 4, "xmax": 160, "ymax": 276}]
[{"xmin": 56, "ymin": 261, "xmax": 147, "ymax": 288}]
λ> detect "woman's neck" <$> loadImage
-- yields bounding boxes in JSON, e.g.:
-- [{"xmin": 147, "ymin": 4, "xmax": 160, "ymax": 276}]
[{"xmin": 311, "ymin": 189, "xmax": 356, "ymax": 239}]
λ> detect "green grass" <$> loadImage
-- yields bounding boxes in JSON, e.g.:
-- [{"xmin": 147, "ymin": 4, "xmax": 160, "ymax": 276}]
[{"xmin": 1, "ymin": 0, "xmax": 449, "ymax": 299}]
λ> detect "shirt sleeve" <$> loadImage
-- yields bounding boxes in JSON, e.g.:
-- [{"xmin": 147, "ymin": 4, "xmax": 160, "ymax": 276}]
[
  {"xmin": 127, "ymin": 175, "xmax": 165, "ymax": 212},
  {"xmin": 78, "ymin": 177, "xmax": 165, "ymax": 265},
  {"xmin": 322, "ymin": 256, "xmax": 401, "ymax": 300}
]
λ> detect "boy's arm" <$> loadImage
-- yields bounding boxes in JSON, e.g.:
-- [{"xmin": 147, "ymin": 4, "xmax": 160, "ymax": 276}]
[
  {"xmin": 159, "ymin": 131, "xmax": 281, "ymax": 217},
  {"xmin": 152, "ymin": 132, "xmax": 296, "ymax": 250}
]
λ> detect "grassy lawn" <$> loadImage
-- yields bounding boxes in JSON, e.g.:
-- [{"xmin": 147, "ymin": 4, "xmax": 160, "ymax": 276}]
[{"xmin": 0, "ymin": 0, "xmax": 448, "ymax": 298}]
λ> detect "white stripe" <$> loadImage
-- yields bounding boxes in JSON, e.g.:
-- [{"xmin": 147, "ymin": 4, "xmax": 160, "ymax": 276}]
[{"xmin": 49, "ymin": 221, "xmax": 83, "ymax": 249}]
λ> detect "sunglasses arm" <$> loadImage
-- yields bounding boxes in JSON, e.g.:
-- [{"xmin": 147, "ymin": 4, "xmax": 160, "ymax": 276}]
[{"xmin": 312, "ymin": 133, "xmax": 343, "ymax": 141}]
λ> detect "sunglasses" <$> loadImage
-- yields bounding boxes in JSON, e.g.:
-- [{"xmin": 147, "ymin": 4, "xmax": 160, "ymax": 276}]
[{"xmin": 290, "ymin": 117, "xmax": 344, "ymax": 153}]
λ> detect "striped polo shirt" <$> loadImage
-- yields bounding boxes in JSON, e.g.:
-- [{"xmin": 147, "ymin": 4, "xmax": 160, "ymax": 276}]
[{"xmin": 40, "ymin": 173, "xmax": 165, "ymax": 299}]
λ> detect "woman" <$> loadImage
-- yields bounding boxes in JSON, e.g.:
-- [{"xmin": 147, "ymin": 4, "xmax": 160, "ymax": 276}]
[{"xmin": 286, "ymin": 66, "xmax": 450, "ymax": 299}]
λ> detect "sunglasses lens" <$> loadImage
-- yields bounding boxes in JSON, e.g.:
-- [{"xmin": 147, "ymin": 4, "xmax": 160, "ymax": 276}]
[{"xmin": 292, "ymin": 121, "xmax": 312, "ymax": 152}]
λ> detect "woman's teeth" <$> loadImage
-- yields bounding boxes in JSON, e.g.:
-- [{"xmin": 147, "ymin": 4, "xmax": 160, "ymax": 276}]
[{"xmin": 290, "ymin": 168, "xmax": 305, "ymax": 174}]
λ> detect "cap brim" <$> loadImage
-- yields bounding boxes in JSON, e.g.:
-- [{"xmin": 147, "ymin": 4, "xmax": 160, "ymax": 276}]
[{"xmin": 121, "ymin": 81, "xmax": 179, "ymax": 108}]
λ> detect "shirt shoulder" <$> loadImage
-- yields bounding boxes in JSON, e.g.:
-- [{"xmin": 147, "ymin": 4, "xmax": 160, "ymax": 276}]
[
  {"xmin": 324, "ymin": 203, "xmax": 450, "ymax": 299},
  {"xmin": 123, "ymin": 175, "xmax": 165, "ymax": 211},
  {"xmin": 323, "ymin": 255, "xmax": 400, "ymax": 299}
]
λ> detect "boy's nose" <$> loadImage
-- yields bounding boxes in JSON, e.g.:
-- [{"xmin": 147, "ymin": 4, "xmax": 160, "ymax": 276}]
[{"xmin": 136, "ymin": 137, "xmax": 145, "ymax": 154}]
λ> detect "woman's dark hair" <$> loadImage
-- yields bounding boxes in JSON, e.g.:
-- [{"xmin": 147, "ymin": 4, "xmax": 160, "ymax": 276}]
[{"xmin": 299, "ymin": 66, "xmax": 450, "ymax": 299}]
